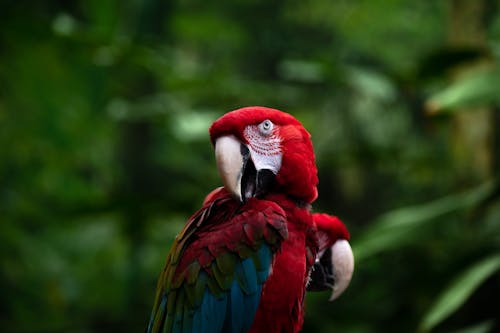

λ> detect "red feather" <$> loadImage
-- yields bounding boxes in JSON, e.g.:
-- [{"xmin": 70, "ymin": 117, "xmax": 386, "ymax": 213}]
[
  {"xmin": 173, "ymin": 188, "xmax": 287, "ymax": 279},
  {"xmin": 248, "ymin": 194, "xmax": 318, "ymax": 333},
  {"xmin": 313, "ymin": 213, "xmax": 350, "ymax": 252}
]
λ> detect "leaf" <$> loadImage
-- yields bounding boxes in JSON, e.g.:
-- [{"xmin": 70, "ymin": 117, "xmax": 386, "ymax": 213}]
[
  {"xmin": 446, "ymin": 320, "xmax": 495, "ymax": 333},
  {"xmin": 419, "ymin": 255, "xmax": 500, "ymax": 332},
  {"xmin": 426, "ymin": 67, "xmax": 500, "ymax": 114},
  {"xmin": 352, "ymin": 181, "xmax": 496, "ymax": 262}
]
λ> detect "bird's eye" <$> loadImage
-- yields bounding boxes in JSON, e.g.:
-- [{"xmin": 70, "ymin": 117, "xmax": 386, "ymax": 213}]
[{"xmin": 259, "ymin": 119, "xmax": 274, "ymax": 135}]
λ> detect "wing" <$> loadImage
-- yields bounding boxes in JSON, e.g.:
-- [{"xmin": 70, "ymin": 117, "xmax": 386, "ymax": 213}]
[{"xmin": 147, "ymin": 189, "xmax": 288, "ymax": 333}]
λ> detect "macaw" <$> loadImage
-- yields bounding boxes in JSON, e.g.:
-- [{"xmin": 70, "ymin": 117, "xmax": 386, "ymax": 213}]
[{"xmin": 147, "ymin": 106, "xmax": 354, "ymax": 333}]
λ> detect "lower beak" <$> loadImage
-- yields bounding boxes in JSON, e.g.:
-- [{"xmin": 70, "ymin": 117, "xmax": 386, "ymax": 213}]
[{"xmin": 215, "ymin": 135, "xmax": 275, "ymax": 202}]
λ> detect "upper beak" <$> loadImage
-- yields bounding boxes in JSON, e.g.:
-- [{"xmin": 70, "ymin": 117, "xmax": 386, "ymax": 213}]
[
  {"xmin": 215, "ymin": 135, "xmax": 247, "ymax": 202},
  {"xmin": 215, "ymin": 135, "xmax": 276, "ymax": 202},
  {"xmin": 329, "ymin": 239, "xmax": 354, "ymax": 301}
]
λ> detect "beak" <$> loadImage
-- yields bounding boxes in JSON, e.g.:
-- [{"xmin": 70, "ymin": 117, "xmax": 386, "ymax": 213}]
[
  {"xmin": 307, "ymin": 239, "xmax": 354, "ymax": 301},
  {"xmin": 215, "ymin": 135, "xmax": 276, "ymax": 202},
  {"xmin": 329, "ymin": 239, "xmax": 354, "ymax": 300},
  {"xmin": 215, "ymin": 135, "xmax": 245, "ymax": 201}
]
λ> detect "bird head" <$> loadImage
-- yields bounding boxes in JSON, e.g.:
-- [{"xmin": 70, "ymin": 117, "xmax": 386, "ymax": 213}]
[
  {"xmin": 311, "ymin": 213, "xmax": 354, "ymax": 301},
  {"xmin": 209, "ymin": 106, "xmax": 318, "ymax": 203}
]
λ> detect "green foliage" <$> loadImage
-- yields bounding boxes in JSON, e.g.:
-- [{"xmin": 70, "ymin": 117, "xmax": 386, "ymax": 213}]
[
  {"xmin": 427, "ymin": 67, "xmax": 500, "ymax": 113},
  {"xmin": 353, "ymin": 181, "xmax": 496, "ymax": 262},
  {"xmin": 1, "ymin": 1, "xmax": 499, "ymax": 333},
  {"xmin": 420, "ymin": 255, "xmax": 500, "ymax": 332}
]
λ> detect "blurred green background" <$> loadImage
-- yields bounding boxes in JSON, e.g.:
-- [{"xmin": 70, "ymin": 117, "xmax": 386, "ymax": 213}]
[{"xmin": 1, "ymin": 1, "xmax": 500, "ymax": 332}]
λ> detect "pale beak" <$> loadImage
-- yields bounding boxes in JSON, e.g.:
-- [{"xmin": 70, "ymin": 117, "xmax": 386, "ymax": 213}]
[
  {"xmin": 215, "ymin": 135, "xmax": 246, "ymax": 202},
  {"xmin": 329, "ymin": 239, "xmax": 354, "ymax": 301},
  {"xmin": 215, "ymin": 135, "xmax": 277, "ymax": 202}
]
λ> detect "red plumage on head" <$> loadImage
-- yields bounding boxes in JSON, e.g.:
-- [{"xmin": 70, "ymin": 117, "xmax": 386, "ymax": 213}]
[
  {"xmin": 209, "ymin": 106, "xmax": 302, "ymax": 144},
  {"xmin": 313, "ymin": 213, "xmax": 350, "ymax": 251},
  {"xmin": 209, "ymin": 106, "xmax": 318, "ymax": 203}
]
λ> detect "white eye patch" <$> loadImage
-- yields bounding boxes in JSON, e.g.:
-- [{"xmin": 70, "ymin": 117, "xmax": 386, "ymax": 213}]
[{"xmin": 243, "ymin": 124, "xmax": 282, "ymax": 175}]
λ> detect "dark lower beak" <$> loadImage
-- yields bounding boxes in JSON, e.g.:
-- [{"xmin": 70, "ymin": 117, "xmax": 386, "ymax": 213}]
[{"xmin": 307, "ymin": 247, "xmax": 335, "ymax": 292}]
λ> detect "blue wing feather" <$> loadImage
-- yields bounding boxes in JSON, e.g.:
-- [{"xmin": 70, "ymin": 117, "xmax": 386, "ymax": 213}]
[
  {"xmin": 226, "ymin": 281, "xmax": 245, "ymax": 333},
  {"xmin": 255, "ymin": 246, "xmax": 272, "ymax": 283},
  {"xmin": 226, "ymin": 280, "xmax": 262, "ymax": 333},
  {"xmin": 191, "ymin": 246, "xmax": 271, "ymax": 333},
  {"xmin": 196, "ymin": 284, "xmax": 227, "ymax": 333},
  {"xmin": 235, "ymin": 257, "xmax": 258, "ymax": 295}
]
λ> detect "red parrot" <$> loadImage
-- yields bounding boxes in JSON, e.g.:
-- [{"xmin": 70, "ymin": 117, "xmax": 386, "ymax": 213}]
[{"xmin": 147, "ymin": 106, "xmax": 354, "ymax": 333}]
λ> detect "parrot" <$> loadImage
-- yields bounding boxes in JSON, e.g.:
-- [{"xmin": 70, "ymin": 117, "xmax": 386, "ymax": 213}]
[{"xmin": 147, "ymin": 106, "xmax": 354, "ymax": 333}]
